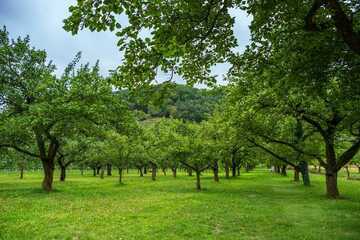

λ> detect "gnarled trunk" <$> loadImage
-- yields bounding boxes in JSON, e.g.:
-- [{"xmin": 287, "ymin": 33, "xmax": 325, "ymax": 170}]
[{"xmin": 42, "ymin": 159, "xmax": 54, "ymax": 192}]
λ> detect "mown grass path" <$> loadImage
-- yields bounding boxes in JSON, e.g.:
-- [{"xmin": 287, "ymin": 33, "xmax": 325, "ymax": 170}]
[{"xmin": 1, "ymin": 169, "xmax": 359, "ymax": 239}]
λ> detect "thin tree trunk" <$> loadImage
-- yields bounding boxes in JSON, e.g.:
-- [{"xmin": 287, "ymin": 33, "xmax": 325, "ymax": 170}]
[
  {"xmin": 80, "ymin": 168, "xmax": 84, "ymax": 176},
  {"xmin": 41, "ymin": 159, "xmax": 54, "ymax": 192},
  {"xmin": 162, "ymin": 168, "xmax": 166, "ymax": 176},
  {"xmin": 318, "ymin": 166, "xmax": 321, "ymax": 173},
  {"xmin": 118, "ymin": 168, "xmax": 123, "ymax": 183},
  {"xmin": 100, "ymin": 167, "xmax": 104, "ymax": 179},
  {"xmin": 151, "ymin": 164, "xmax": 157, "ymax": 181},
  {"xmin": 358, "ymin": 165, "xmax": 360, "ymax": 174},
  {"xmin": 281, "ymin": 165, "xmax": 287, "ymax": 176},
  {"xmin": 196, "ymin": 170, "xmax": 201, "ymax": 190},
  {"xmin": 224, "ymin": 160, "xmax": 230, "ymax": 179},
  {"xmin": 299, "ymin": 161, "xmax": 310, "ymax": 186},
  {"xmin": 144, "ymin": 166, "xmax": 147, "ymax": 174},
  {"xmin": 237, "ymin": 165, "xmax": 241, "ymax": 176},
  {"xmin": 107, "ymin": 164, "xmax": 112, "ymax": 176},
  {"xmin": 325, "ymin": 171, "xmax": 339, "ymax": 198},
  {"xmin": 345, "ymin": 166, "xmax": 351, "ymax": 179},
  {"xmin": 93, "ymin": 167, "xmax": 96, "ymax": 176},
  {"xmin": 172, "ymin": 168, "xmax": 177, "ymax": 178},
  {"xmin": 294, "ymin": 167, "xmax": 300, "ymax": 182},
  {"xmin": 231, "ymin": 154, "xmax": 236, "ymax": 177},
  {"xmin": 188, "ymin": 168, "xmax": 193, "ymax": 176},
  {"xmin": 19, "ymin": 167, "xmax": 24, "ymax": 179},
  {"xmin": 96, "ymin": 166, "xmax": 101, "ymax": 175},
  {"xmin": 213, "ymin": 161, "xmax": 219, "ymax": 182},
  {"xmin": 60, "ymin": 166, "xmax": 66, "ymax": 182},
  {"xmin": 139, "ymin": 167, "xmax": 144, "ymax": 177}
]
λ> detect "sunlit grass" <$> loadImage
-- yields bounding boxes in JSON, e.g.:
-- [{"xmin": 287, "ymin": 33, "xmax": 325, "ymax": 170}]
[{"xmin": 1, "ymin": 169, "xmax": 359, "ymax": 240}]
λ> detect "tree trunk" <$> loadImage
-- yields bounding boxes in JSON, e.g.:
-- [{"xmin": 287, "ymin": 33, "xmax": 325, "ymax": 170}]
[
  {"xmin": 281, "ymin": 165, "xmax": 287, "ymax": 176},
  {"xmin": 325, "ymin": 171, "xmax": 339, "ymax": 198},
  {"xmin": 151, "ymin": 164, "xmax": 157, "ymax": 181},
  {"xmin": 358, "ymin": 165, "xmax": 360, "ymax": 174},
  {"xmin": 80, "ymin": 168, "xmax": 84, "ymax": 176},
  {"xmin": 213, "ymin": 161, "xmax": 219, "ymax": 182},
  {"xmin": 93, "ymin": 167, "xmax": 96, "ymax": 176},
  {"xmin": 188, "ymin": 168, "xmax": 193, "ymax": 176},
  {"xmin": 41, "ymin": 159, "xmax": 54, "ymax": 192},
  {"xmin": 96, "ymin": 166, "xmax": 101, "ymax": 175},
  {"xmin": 144, "ymin": 166, "xmax": 147, "ymax": 174},
  {"xmin": 294, "ymin": 168, "xmax": 300, "ymax": 182},
  {"xmin": 162, "ymin": 168, "xmax": 166, "ymax": 176},
  {"xmin": 275, "ymin": 165, "xmax": 280, "ymax": 173},
  {"xmin": 100, "ymin": 167, "xmax": 104, "ymax": 179},
  {"xmin": 196, "ymin": 170, "xmax": 201, "ymax": 190},
  {"xmin": 172, "ymin": 168, "xmax": 177, "ymax": 178},
  {"xmin": 118, "ymin": 168, "xmax": 123, "ymax": 183},
  {"xmin": 107, "ymin": 164, "xmax": 112, "ymax": 176},
  {"xmin": 224, "ymin": 160, "xmax": 230, "ymax": 179},
  {"xmin": 318, "ymin": 166, "xmax": 321, "ymax": 173},
  {"xmin": 231, "ymin": 154, "xmax": 237, "ymax": 177},
  {"xmin": 126, "ymin": 168, "xmax": 129, "ymax": 174},
  {"xmin": 19, "ymin": 167, "xmax": 24, "ymax": 179},
  {"xmin": 345, "ymin": 166, "xmax": 350, "ymax": 179},
  {"xmin": 60, "ymin": 166, "xmax": 66, "ymax": 182},
  {"xmin": 139, "ymin": 167, "xmax": 144, "ymax": 177},
  {"xmin": 299, "ymin": 161, "xmax": 310, "ymax": 186}
]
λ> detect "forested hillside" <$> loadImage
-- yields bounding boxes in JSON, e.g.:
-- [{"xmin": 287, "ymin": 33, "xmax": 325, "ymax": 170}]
[{"xmin": 121, "ymin": 83, "xmax": 224, "ymax": 122}]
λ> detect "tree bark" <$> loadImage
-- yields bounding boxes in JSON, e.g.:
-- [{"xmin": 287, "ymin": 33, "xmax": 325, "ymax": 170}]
[
  {"xmin": 196, "ymin": 170, "xmax": 201, "ymax": 190},
  {"xmin": 60, "ymin": 166, "xmax": 66, "ymax": 182},
  {"xmin": 188, "ymin": 168, "xmax": 193, "ymax": 176},
  {"xmin": 325, "ymin": 169, "xmax": 339, "ymax": 198},
  {"xmin": 213, "ymin": 161, "xmax": 219, "ymax": 182},
  {"xmin": 144, "ymin": 166, "xmax": 147, "ymax": 174},
  {"xmin": 294, "ymin": 167, "xmax": 300, "ymax": 182},
  {"xmin": 41, "ymin": 159, "xmax": 54, "ymax": 192},
  {"xmin": 151, "ymin": 164, "xmax": 157, "ymax": 181},
  {"xmin": 106, "ymin": 164, "xmax": 112, "ymax": 176},
  {"xmin": 93, "ymin": 167, "xmax": 96, "ymax": 176},
  {"xmin": 345, "ymin": 166, "xmax": 350, "ymax": 179},
  {"xmin": 19, "ymin": 167, "xmax": 24, "ymax": 179},
  {"xmin": 281, "ymin": 165, "xmax": 287, "ymax": 176},
  {"xmin": 224, "ymin": 160, "xmax": 230, "ymax": 179},
  {"xmin": 118, "ymin": 168, "xmax": 123, "ymax": 183},
  {"xmin": 172, "ymin": 168, "xmax": 177, "ymax": 178},
  {"xmin": 299, "ymin": 161, "xmax": 310, "ymax": 186},
  {"xmin": 100, "ymin": 167, "xmax": 104, "ymax": 179}
]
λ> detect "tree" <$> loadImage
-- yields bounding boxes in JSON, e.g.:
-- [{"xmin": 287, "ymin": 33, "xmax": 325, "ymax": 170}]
[{"xmin": 0, "ymin": 28, "xmax": 118, "ymax": 191}]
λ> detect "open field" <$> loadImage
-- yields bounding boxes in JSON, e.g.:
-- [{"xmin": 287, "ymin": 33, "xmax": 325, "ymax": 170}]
[{"xmin": 1, "ymin": 169, "xmax": 360, "ymax": 240}]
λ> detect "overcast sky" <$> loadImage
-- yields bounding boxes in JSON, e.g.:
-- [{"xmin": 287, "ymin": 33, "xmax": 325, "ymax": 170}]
[{"xmin": 0, "ymin": 0, "xmax": 251, "ymax": 84}]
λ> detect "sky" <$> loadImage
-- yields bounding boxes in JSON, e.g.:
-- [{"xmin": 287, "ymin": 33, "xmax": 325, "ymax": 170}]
[{"xmin": 0, "ymin": 0, "xmax": 251, "ymax": 84}]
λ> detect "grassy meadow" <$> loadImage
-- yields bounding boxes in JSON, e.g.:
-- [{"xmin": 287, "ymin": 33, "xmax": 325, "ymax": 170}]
[{"xmin": 0, "ymin": 169, "xmax": 360, "ymax": 240}]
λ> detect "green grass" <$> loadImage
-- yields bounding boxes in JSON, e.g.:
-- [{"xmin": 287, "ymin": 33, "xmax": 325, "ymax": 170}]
[{"xmin": 1, "ymin": 169, "xmax": 360, "ymax": 240}]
